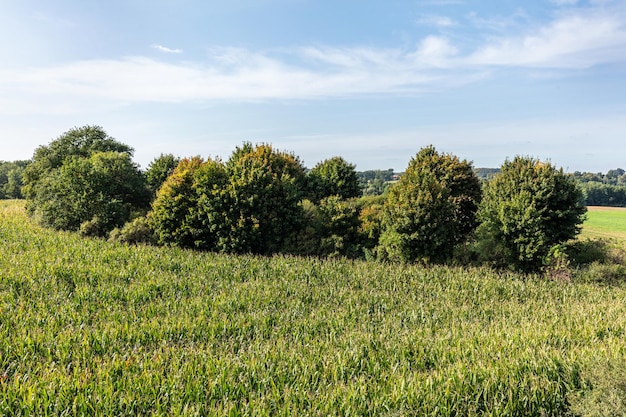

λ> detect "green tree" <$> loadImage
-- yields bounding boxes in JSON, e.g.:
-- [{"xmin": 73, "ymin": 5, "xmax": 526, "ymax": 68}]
[
  {"xmin": 0, "ymin": 160, "xmax": 29, "ymax": 199},
  {"xmin": 378, "ymin": 145, "xmax": 481, "ymax": 263},
  {"xmin": 308, "ymin": 156, "xmax": 360, "ymax": 203},
  {"xmin": 477, "ymin": 156, "xmax": 587, "ymax": 272},
  {"xmin": 23, "ymin": 126, "xmax": 149, "ymax": 235},
  {"xmin": 149, "ymin": 157, "xmax": 229, "ymax": 249},
  {"xmin": 145, "ymin": 153, "xmax": 180, "ymax": 196},
  {"xmin": 224, "ymin": 143, "xmax": 307, "ymax": 255}
]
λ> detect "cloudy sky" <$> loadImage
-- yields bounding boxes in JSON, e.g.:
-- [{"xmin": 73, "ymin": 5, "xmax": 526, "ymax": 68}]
[{"xmin": 1, "ymin": 0, "xmax": 625, "ymax": 171}]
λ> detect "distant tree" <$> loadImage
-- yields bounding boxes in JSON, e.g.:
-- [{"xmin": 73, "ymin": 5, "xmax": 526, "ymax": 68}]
[
  {"xmin": 377, "ymin": 145, "xmax": 482, "ymax": 263},
  {"xmin": 0, "ymin": 160, "xmax": 29, "ymax": 199},
  {"xmin": 145, "ymin": 153, "xmax": 180, "ymax": 196},
  {"xmin": 308, "ymin": 157, "xmax": 360, "ymax": 203},
  {"xmin": 477, "ymin": 156, "xmax": 587, "ymax": 272},
  {"xmin": 23, "ymin": 126, "xmax": 149, "ymax": 235}
]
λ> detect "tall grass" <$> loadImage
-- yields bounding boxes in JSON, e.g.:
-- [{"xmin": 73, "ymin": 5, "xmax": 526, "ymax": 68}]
[{"xmin": 2, "ymin": 200, "xmax": 626, "ymax": 415}]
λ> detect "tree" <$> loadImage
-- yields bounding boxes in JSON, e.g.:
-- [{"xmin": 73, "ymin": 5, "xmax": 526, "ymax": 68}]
[
  {"xmin": 23, "ymin": 126, "xmax": 149, "ymax": 236},
  {"xmin": 145, "ymin": 153, "xmax": 180, "ymax": 196},
  {"xmin": 224, "ymin": 143, "xmax": 307, "ymax": 254},
  {"xmin": 308, "ymin": 156, "xmax": 360, "ymax": 203},
  {"xmin": 477, "ymin": 156, "xmax": 587, "ymax": 272},
  {"xmin": 377, "ymin": 145, "xmax": 481, "ymax": 263},
  {"xmin": 149, "ymin": 156, "xmax": 229, "ymax": 249},
  {"xmin": 0, "ymin": 160, "xmax": 29, "ymax": 199}
]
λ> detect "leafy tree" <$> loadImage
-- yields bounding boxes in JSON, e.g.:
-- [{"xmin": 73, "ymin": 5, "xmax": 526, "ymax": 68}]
[
  {"xmin": 0, "ymin": 160, "xmax": 29, "ymax": 199},
  {"xmin": 145, "ymin": 153, "xmax": 180, "ymax": 196},
  {"xmin": 23, "ymin": 126, "xmax": 149, "ymax": 235},
  {"xmin": 377, "ymin": 145, "xmax": 481, "ymax": 263},
  {"xmin": 223, "ymin": 143, "xmax": 307, "ymax": 254},
  {"xmin": 149, "ymin": 157, "xmax": 229, "ymax": 249},
  {"xmin": 477, "ymin": 156, "xmax": 587, "ymax": 272},
  {"xmin": 308, "ymin": 156, "xmax": 360, "ymax": 203}
]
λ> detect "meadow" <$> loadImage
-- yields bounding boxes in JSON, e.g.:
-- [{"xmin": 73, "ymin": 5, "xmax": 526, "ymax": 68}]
[
  {"xmin": 582, "ymin": 206, "xmax": 626, "ymax": 242},
  {"xmin": 2, "ymin": 200, "xmax": 626, "ymax": 415}
]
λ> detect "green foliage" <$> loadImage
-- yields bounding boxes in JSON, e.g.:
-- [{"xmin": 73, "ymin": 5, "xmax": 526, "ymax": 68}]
[
  {"xmin": 316, "ymin": 195, "xmax": 361, "ymax": 258},
  {"xmin": 27, "ymin": 152, "xmax": 150, "ymax": 236},
  {"xmin": 23, "ymin": 125, "xmax": 133, "ymax": 201},
  {"xmin": 22, "ymin": 126, "xmax": 148, "ymax": 236},
  {"xmin": 149, "ymin": 157, "xmax": 229, "ymax": 250},
  {"xmin": 478, "ymin": 156, "xmax": 587, "ymax": 272},
  {"xmin": 109, "ymin": 217, "xmax": 155, "ymax": 245},
  {"xmin": 569, "ymin": 359, "xmax": 626, "ymax": 417},
  {"xmin": 144, "ymin": 153, "xmax": 180, "ymax": 196},
  {"xmin": 308, "ymin": 156, "xmax": 360, "ymax": 203},
  {"xmin": 7, "ymin": 201, "xmax": 626, "ymax": 415},
  {"xmin": 378, "ymin": 145, "xmax": 482, "ymax": 263},
  {"xmin": 0, "ymin": 160, "xmax": 29, "ymax": 199},
  {"xmin": 223, "ymin": 143, "xmax": 307, "ymax": 255}
]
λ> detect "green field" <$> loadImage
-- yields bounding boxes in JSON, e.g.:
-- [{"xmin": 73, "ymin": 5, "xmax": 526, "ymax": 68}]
[
  {"xmin": 582, "ymin": 206, "xmax": 626, "ymax": 241},
  {"xmin": 2, "ymin": 200, "xmax": 626, "ymax": 415}
]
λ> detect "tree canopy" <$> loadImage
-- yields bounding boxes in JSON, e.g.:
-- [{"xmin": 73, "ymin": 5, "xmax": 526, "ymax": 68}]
[
  {"xmin": 23, "ymin": 126, "xmax": 149, "ymax": 235},
  {"xmin": 378, "ymin": 145, "xmax": 482, "ymax": 263},
  {"xmin": 478, "ymin": 156, "xmax": 587, "ymax": 271}
]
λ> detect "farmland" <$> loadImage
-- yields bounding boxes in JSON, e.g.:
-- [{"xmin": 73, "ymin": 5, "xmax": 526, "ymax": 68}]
[
  {"xmin": 2, "ymin": 200, "xmax": 626, "ymax": 415},
  {"xmin": 582, "ymin": 206, "xmax": 626, "ymax": 242}
]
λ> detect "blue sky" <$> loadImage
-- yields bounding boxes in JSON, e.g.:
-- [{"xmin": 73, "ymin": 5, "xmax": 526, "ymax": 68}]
[{"xmin": 1, "ymin": 0, "xmax": 625, "ymax": 171}]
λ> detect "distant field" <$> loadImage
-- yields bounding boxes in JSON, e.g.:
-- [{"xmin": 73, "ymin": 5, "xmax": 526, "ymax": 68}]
[{"xmin": 581, "ymin": 206, "xmax": 626, "ymax": 241}]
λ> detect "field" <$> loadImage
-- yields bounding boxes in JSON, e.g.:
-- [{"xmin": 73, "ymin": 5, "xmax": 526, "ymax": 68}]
[
  {"xmin": 2, "ymin": 200, "xmax": 626, "ymax": 415},
  {"xmin": 581, "ymin": 206, "xmax": 626, "ymax": 242}
]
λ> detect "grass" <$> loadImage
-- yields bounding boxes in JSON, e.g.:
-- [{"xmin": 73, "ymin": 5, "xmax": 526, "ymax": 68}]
[
  {"xmin": 581, "ymin": 206, "xmax": 626, "ymax": 242},
  {"xmin": 2, "ymin": 200, "xmax": 626, "ymax": 415}
]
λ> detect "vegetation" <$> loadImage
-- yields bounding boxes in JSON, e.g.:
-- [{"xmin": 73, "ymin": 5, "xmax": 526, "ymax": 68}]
[
  {"xmin": 0, "ymin": 160, "xmax": 29, "ymax": 199},
  {"xmin": 478, "ymin": 156, "xmax": 587, "ymax": 272},
  {"xmin": 0, "ymin": 200, "xmax": 625, "ymax": 416},
  {"xmin": 581, "ymin": 206, "xmax": 626, "ymax": 242},
  {"xmin": 378, "ymin": 145, "xmax": 482, "ymax": 263},
  {"xmin": 145, "ymin": 153, "xmax": 181, "ymax": 197},
  {"xmin": 21, "ymin": 126, "xmax": 150, "ymax": 236}
]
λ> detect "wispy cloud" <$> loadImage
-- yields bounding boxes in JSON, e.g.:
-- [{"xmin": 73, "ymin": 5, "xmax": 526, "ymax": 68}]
[
  {"xmin": 468, "ymin": 10, "xmax": 626, "ymax": 68},
  {"xmin": 416, "ymin": 14, "xmax": 456, "ymax": 28},
  {"xmin": 151, "ymin": 44, "xmax": 183, "ymax": 54},
  {"xmin": 1, "ymin": 5, "xmax": 625, "ymax": 110}
]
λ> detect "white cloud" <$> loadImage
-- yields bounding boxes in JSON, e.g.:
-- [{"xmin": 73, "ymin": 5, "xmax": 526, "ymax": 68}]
[
  {"xmin": 151, "ymin": 44, "xmax": 183, "ymax": 54},
  {"xmin": 416, "ymin": 14, "xmax": 456, "ymax": 28},
  {"xmin": 468, "ymin": 10, "xmax": 626, "ymax": 68},
  {"xmin": 1, "ymin": 6, "xmax": 625, "ymax": 110}
]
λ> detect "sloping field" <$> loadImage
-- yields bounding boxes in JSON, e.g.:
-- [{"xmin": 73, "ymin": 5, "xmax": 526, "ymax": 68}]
[
  {"xmin": 582, "ymin": 206, "xmax": 626, "ymax": 242},
  {"xmin": 1, "ymin": 200, "xmax": 626, "ymax": 415}
]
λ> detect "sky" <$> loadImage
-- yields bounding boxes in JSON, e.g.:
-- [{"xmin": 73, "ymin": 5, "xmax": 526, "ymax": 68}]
[{"xmin": 1, "ymin": 0, "xmax": 625, "ymax": 172}]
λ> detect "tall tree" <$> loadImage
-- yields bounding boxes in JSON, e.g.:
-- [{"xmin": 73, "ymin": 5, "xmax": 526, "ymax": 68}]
[
  {"xmin": 23, "ymin": 126, "xmax": 149, "ymax": 235},
  {"xmin": 378, "ymin": 145, "xmax": 481, "ymax": 263},
  {"xmin": 478, "ymin": 156, "xmax": 587, "ymax": 271}
]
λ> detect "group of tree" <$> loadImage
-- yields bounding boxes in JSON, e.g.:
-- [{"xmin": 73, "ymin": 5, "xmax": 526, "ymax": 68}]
[
  {"xmin": 0, "ymin": 160, "xmax": 29, "ymax": 199},
  {"xmin": 570, "ymin": 169, "xmax": 626, "ymax": 207},
  {"xmin": 20, "ymin": 125, "xmax": 588, "ymax": 273}
]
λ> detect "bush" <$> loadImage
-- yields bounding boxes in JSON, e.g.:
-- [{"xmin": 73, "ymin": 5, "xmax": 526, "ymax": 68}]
[
  {"xmin": 109, "ymin": 217, "xmax": 155, "ymax": 244},
  {"xmin": 308, "ymin": 156, "xmax": 360, "ymax": 203},
  {"xmin": 377, "ymin": 145, "xmax": 482, "ymax": 263},
  {"xmin": 477, "ymin": 156, "xmax": 587, "ymax": 272}
]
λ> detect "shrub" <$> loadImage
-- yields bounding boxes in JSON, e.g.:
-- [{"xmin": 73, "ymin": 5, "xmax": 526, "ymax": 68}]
[
  {"xmin": 109, "ymin": 217, "xmax": 155, "ymax": 244},
  {"xmin": 377, "ymin": 145, "xmax": 482, "ymax": 263},
  {"xmin": 308, "ymin": 156, "xmax": 360, "ymax": 203},
  {"xmin": 477, "ymin": 156, "xmax": 587, "ymax": 272}
]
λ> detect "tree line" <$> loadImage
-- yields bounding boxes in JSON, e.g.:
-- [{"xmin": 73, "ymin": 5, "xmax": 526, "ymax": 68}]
[{"xmin": 14, "ymin": 125, "xmax": 589, "ymax": 272}]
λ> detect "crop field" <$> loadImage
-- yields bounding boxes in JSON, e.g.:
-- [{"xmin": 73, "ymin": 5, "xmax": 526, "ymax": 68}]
[
  {"xmin": 2, "ymin": 200, "xmax": 626, "ymax": 415},
  {"xmin": 582, "ymin": 206, "xmax": 626, "ymax": 242}
]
